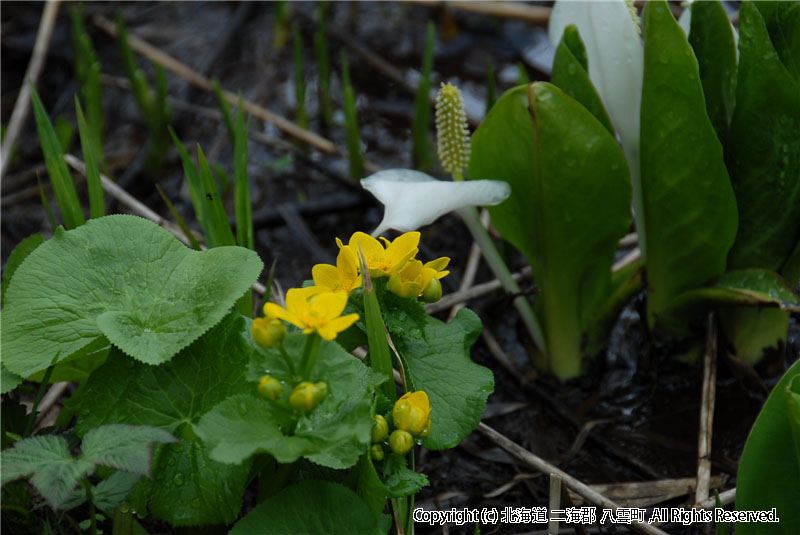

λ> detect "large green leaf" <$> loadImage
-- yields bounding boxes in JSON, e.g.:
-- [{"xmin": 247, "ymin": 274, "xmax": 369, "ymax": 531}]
[
  {"xmin": 640, "ymin": 1, "xmax": 738, "ymax": 328},
  {"xmin": 726, "ymin": 1, "xmax": 800, "ymax": 272},
  {"xmin": 687, "ymin": 0, "xmax": 737, "ymax": 143},
  {"xmin": 550, "ymin": 25, "xmax": 613, "ymax": 134},
  {"xmin": 785, "ymin": 375, "xmax": 800, "ymax": 469},
  {"xmin": 196, "ymin": 331, "xmax": 383, "ymax": 469},
  {"xmin": 469, "ymin": 83, "xmax": 631, "ymax": 378},
  {"xmin": 67, "ymin": 314, "xmax": 253, "ymax": 526},
  {"xmin": 737, "ymin": 359, "xmax": 800, "ymax": 534},
  {"xmin": 668, "ymin": 268, "xmax": 800, "ymax": 312},
  {"xmin": 390, "ymin": 308, "xmax": 493, "ymax": 449},
  {"xmin": 229, "ymin": 480, "xmax": 378, "ymax": 535},
  {"xmin": 2, "ymin": 215, "xmax": 262, "ymax": 377}
]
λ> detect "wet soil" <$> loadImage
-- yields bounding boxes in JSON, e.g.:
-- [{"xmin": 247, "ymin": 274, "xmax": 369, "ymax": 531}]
[{"xmin": 2, "ymin": 2, "xmax": 797, "ymax": 534}]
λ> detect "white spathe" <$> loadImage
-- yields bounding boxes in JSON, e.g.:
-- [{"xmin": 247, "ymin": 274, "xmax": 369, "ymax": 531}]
[
  {"xmin": 548, "ymin": 0, "xmax": 647, "ymax": 254},
  {"xmin": 361, "ymin": 169, "xmax": 511, "ymax": 237},
  {"xmin": 548, "ymin": 0, "xmax": 643, "ymax": 160}
]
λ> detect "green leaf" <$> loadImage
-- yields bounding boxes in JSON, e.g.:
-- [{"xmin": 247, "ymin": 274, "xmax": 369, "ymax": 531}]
[
  {"xmin": 469, "ymin": 83, "xmax": 631, "ymax": 378},
  {"xmin": 668, "ymin": 268, "xmax": 800, "ymax": 313},
  {"xmin": 687, "ymin": 0, "xmax": 737, "ymax": 144},
  {"xmin": 550, "ymin": 25, "xmax": 613, "ymax": 134},
  {"xmin": 1, "ymin": 233, "xmax": 44, "ymax": 303},
  {"xmin": 1, "ymin": 425, "xmax": 173, "ymax": 511},
  {"xmin": 640, "ymin": 1, "xmax": 738, "ymax": 328},
  {"xmin": 67, "ymin": 314, "xmax": 253, "ymax": 526},
  {"xmin": 736, "ymin": 359, "xmax": 800, "ymax": 534},
  {"xmin": 719, "ymin": 307, "xmax": 790, "ymax": 365},
  {"xmin": 393, "ymin": 308, "xmax": 492, "ymax": 449},
  {"xmin": 1, "ymin": 434, "xmax": 94, "ymax": 509},
  {"xmin": 80, "ymin": 425, "xmax": 177, "ymax": 476},
  {"xmin": 2, "ymin": 215, "xmax": 262, "ymax": 377},
  {"xmin": 786, "ymin": 375, "xmax": 800, "ymax": 469},
  {"xmin": 229, "ymin": 480, "xmax": 378, "ymax": 535},
  {"xmin": 356, "ymin": 454, "xmax": 389, "ymax": 519},
  {"xmin": 61, "ymin": 471, "xmax": 142, "ymax": 513},
  {"xmin": 754, "ymin": 1, "xmax": 800, "ymax": 83},
  {"xmin": 382, "ymin": 454, "xmax": 429, "ymax": 498},
  {"xmin": 1, "ymin": 365, "xmax": 23, "ymax": 395},
  {"xmin": 726, "ymin": 1, "xmax": 800, "ymax": 272},
  {"xmin": 197, "ymin": 331, "xmax": 384, "ymax": 468},
  {"xmin": 30, "ymin": 86, "xmax": 85, "ymax": 230}
]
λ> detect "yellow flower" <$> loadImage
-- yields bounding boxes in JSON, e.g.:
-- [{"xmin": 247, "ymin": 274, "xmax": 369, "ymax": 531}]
[
  {"xmin": 264, "ymin": 288, "xmax": 359, "ymax": 341},
  {"xmin": 336, "ymin": 231, "xmax": 420, "ymax": 278},
  {"xmin": 388, "ymin": 257, "xmax": 451, "ymax": 300},
  {"xmin": 392, "ymin": 391, "xmax": 432, "ymax": 436},
  {"xmin": 312, "ymin": 245, "xmax": 362, "ymax": 294}
]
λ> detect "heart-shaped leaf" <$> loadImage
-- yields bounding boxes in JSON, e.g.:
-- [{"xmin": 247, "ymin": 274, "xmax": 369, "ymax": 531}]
[{"xmin": 2, "ymin": 215, "xmax": 262, "ymax": 377}]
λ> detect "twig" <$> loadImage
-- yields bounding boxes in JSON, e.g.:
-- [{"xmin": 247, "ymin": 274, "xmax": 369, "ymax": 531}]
[
  {"xmin": 612, "ymin": 247, "xmax": 641, "ymax": 273},
  {"xmin": 92, "ymin": 13, "xmax": 336, "ymax": 153},
  {"xmin": 448, "ymin": 209, "xmax": 488, "ymax": 320},
  {"xmin": 695, "ymin": 313, "xmax": 717, "ymax": 503},
  {"xmin": 477, "ymin": 422, "xmax": 671, "ymax": 535},
  {"xmin": 425, "ymin": 266, "xmax": 532, "ymax": 313},
  {"xmin": 408, "ymin": 0, "xmax": 551, "ymax": 25},
  {"xmin": 695, "ymin": 488, "xmax": 735, "ymax": 509},
  {"xmin": 64, "ymin": 154, "xmax": 269, "ymax": 297},
  {"xmin": 0, "ymin": 0, "xmax": 61, "ymax": 181},
  {"xmin": 481, "ymin": 327, "xmax": 525, "ymax": 384},
  {"xmin": 34, "ymin": 381, "xmax": 70, "ymax": 426},
  {"xmin": 548, "ymin": 474, "xmax": 562, "ymax": 535}
]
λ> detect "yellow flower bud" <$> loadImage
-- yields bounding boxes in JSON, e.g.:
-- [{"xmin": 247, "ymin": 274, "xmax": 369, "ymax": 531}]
[
  {"xmin": 389, "ymin": 430, "xmax": 414, "ymax": 455},
  {"xmin": 257, "ymin": 375, "xmax": 284, "ymax": 401},
  {"xmin": 418, "ymin": 417, "xmax": 432, "ymax": 438},
  {"xmin": 252, "ymin": 317, "xmax": 286, "ymax": 349},
  {"xmin": 290, "ymin": 381, "xmax": 328, "ymax": 412},
  {"xmin": 392, "ymin": 391, "xmax": 432, "ymax": 436},
  {"xmin": 372, "ymin": 415, "xmax": 389, "ymax": 443},
  {"xmin": 371, "ymin": 444, "xmax": 385, "ymax": 461},
  {"xmin": 421, "ymin": 277, "xmax": 442, "ymax": 303},
  {"xmin": 389, "ymin": 269, "xmax": 422, "ymax": 299}
]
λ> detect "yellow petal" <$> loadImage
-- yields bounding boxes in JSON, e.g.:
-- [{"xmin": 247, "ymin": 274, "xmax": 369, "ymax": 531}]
[
  {"xmin": 424, "ymin": 257, "xmax": 450, "ymax": 273},
  {"xmin": 311, "ymin": 291, "xmax": 349, "ymax": 320},
  {"xmin": 312, "ymin": 263, "xmax": 342, "ymax": 291},
  {"xmin": 326, "ymin": 313, "xmax": 360, "ymax": 334},
  {"xmin": 349, "ymin": 232, "xmax": 385, "ymax": 263}
]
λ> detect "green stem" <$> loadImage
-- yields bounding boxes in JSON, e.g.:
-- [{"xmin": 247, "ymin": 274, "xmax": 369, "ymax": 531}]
[
  {"xmin": 82, "ymin": 479, "xmax": 97, "ymax": 535},
  {"xmin": 456, "ymin": 206, "xmax": 548, "ymax": 355},
  {"xmin": 23, "ymin": 353, "xmax": 59, "ymax": 437},
  {"xmin": 279, "ymin": 346, "xmax": 297, "ymax": 377},
  {"xmin": 299, "ymin": 334, "xmax": 322, "ymax": 379}
]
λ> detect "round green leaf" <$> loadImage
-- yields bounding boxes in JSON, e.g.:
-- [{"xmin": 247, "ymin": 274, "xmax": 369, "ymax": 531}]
[{"xmin": 2, "ymin": 215, "xmax": 262, "ymax": 376}]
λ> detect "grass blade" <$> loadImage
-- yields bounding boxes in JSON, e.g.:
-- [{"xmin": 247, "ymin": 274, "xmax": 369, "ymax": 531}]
[
  {"xmin": 485, "ymin": 58, "xmax": 496, "ymax": 113},
  {"xmin": 234, "ymin": 100, "xmax": 254, "ymax": 250},
  {"xmin": 359, "ymin": 251, "xmax": 396, "ymax": 402},
  {"xmin": 517, "ymin": 62, "xmax": 530, "ymax": 85},
  {"xmin": 212, "ymin": 78, "xmax": 236, "ymax": 140},
  {"xmin": 197, "ymin": 145, "xmax": 236, "ymax": 248},
  {"xmin": 75, "ymin": 97, "xmax": 104, "ymax": 219},
  {"xmin": 71, "ymin": 6, "xmax": 104, "ymax": 170},
  {"xmin": 169, "ymin": 127, "xmax": 210, "ymax": 240},
  {"xmin": 30, "ymin": 85, "xmax": 85, "ymax": 229},
  {"xmin": 412, "ymin": 21, "xmax": 435, "ymax": 171},
  {"xmin": 116, "ymin": 13, "xmax": 152, "ymax": 119},
  {"xmin": 155, "ymin": 184, "xmax": 201, "ymax": 251},
  {"xmin": 340, "ymin": 51, "xmax": 365, "ymax": 179}
]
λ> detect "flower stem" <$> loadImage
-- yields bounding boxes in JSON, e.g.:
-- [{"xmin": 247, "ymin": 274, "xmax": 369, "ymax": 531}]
[
  {"xmin": 82, "ymin": 478, "xmax": 98, "ymax": 535},
  {"xmin": 456, "ymin": 205, "xmax": 548, "ymax": 355},
  {"xmin": 299, "ymin": 333, "xmax": 322, "ymax": 379}
]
